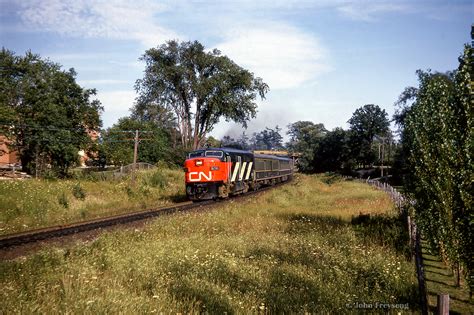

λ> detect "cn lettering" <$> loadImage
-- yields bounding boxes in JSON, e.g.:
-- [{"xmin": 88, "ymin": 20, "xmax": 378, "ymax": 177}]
[{"xmin": 188, "ymin": 171, "xmax": 212, "ymax": 182}]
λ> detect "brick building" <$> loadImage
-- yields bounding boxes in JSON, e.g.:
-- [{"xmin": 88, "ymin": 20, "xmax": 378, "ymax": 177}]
[{"xmin": 0, "ymin": 135, "xmax": 19, "ymax": 166}]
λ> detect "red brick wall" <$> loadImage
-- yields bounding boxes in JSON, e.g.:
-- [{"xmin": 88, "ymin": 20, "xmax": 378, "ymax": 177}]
[{"xmin": 0, "ymin": 136, "xmax": 19, "ymax": 165}]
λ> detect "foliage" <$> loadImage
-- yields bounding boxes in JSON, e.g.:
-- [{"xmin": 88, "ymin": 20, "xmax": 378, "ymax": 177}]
[
  {"xmin": 313, "ymin": 128, "xmax": 353, "ymax": 172},
  {"xmin": 348, "ymin": 104, "xmax": 390, "ymax": 167},
  {"xmin": 401, "ymin": 45, "xmax": 473, "ymax": 289},
  {"xmin": 100, "ymin": 117, "xmax": 181, "ymax": 167},
  {"xmin": 0, "ymin": 49, "xmax": 103, "ymax": 176},
  {"xmin": 146, "ymin": 169, "xmax": 168, "ymax": 189},
  {"xmin": 0, "ymin": 168, "xmax": 185, "ymax": 235},
  {"xmin": 204, "ymin": 135, "xmax": 222, "ymax": 148},
  {"xmin": 135, "ymin": 40, "xmax": 269, "ymax": 150},
  {"xmin": 57, "ymin": 192, "xmax": 69, "ymax": 209},
  {"xmin": 72, "ymin": 183, "xmax": 86, "ymax": 200},
  {"xmin": 251, "ymin": 126, "xmax": 284, "ymax": 150},
  {"xmin": 220, "ymin": 132, "xmax": 250, "ymax": 150},
  {"xmin": 286, "ymin": 121, "xmax": 327, "ymax": 172},
  {"xmin": 0, "ymin": 175, "xmax": 420, "ymax": 313}
]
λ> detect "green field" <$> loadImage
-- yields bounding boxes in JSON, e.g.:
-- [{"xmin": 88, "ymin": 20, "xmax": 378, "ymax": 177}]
[
  {"xmin": 0, "ymin": 174, "xmax": 420, "ymax": 313},
  {"xmin": 0, "ymin": 168, "xmax": 185, "ymax": 235}
]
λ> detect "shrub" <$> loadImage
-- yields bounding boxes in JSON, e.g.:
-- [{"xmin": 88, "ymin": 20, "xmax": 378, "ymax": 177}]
[
  {"xmin": 72, "ymin": 183, "xmax": 86, "ymax": 200},
  {"xmin": 57, "ymin": 192, "xmax": 69, "ymax": 208},
  {"xmin": 149, "ymin": 170, "xmax": 168, "ymax": 189}
]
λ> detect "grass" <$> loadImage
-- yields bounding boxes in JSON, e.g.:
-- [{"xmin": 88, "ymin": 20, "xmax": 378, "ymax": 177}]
[
  {"xmin": 421, "ymin": 241, "xmax": 474, "ymax": 314},
  {"xmin": 0, "ymin": 167, "xmax": 185, "ymax": 235},
  {"xmin": 0, "ymin": 174, "xmax": 420, "ymax": 313}
]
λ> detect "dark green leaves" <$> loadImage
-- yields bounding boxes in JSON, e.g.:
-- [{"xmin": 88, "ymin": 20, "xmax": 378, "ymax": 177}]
[
  {"xmin": 0, "ymin": 48, "xmax": 103, "ymax": 176},
  {"xmin": 135, "ymin": 40, "xmax": 268, "ymax": 150},
  {"xmin": 400, "ymin": 44, "xmax": 473, "ymax": 289}
]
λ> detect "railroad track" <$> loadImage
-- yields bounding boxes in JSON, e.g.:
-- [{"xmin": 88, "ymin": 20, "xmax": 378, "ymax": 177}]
[{"xmin": 0, "ymin": 181, "xmax": 288, "ymax": 249}]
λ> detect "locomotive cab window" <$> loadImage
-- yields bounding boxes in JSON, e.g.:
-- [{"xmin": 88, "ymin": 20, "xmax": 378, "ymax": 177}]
[
  {"xmin": 205, "ymin": 150, "xmax": 223, "ymax": 158},
  {"xmin": 188, "ymin": 150, "xmax": 205, "ymax": 158}
]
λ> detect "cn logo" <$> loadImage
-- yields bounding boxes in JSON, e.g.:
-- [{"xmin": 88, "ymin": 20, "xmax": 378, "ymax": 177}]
[{"xmin": 188, "ymin": 171, "xmax": 212, "ymax": 182}]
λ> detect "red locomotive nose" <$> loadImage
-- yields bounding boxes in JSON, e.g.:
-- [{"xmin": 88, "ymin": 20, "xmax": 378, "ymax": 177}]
[{"xmin": 184, "ymin": 157, "xmax": 230, "ymax": 183}]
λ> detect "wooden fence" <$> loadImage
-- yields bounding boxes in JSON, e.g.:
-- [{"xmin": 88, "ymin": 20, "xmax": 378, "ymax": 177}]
[
  {"xmin": 81, "ymin": 162, "xmax": 156, "ymax": 181},
  {"xmin": 343, "ymin": 176, "xmax": 430, "ymax": 314}
]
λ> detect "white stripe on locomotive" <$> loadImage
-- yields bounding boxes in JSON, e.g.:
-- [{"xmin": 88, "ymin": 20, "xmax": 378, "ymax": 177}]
[
  {"xmin": 231, "ymin": 162, "xmax": 240, "ymax": 182},
  {"xmin": 245, "ymin": 162, "xmax": 253, "ymax": 180},
  {"xmin": 238, "ymin": 162, "xmax": 247, "ymax": 181}
]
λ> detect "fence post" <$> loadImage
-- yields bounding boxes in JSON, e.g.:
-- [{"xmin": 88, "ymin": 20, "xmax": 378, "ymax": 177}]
[
  {"xmin": 436, "ymin": 294, "xmax": 449, "ymax": 315},
  {"xmin": 415, "ymin": 227, "xmax": 429, "ymax": 315},
  {"xmin": 407, "ymin": 216, "xmax": 412, "ymax": 249}
]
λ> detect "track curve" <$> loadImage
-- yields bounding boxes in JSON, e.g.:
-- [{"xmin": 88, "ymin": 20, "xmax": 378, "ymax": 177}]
[{"xmin": 0, "ymin": 180, "xmax": 290, "ymax": 250}]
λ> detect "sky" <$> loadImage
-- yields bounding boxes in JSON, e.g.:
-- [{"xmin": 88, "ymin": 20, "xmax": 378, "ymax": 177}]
[{"xmin": 0, "ymin": 0, "xmax": 472, "ymax": 141}]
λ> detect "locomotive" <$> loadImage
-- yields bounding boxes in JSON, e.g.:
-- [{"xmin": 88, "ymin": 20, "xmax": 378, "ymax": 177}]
[{"xmin": 184, "ymin": 147, "xmax": 294, "ymax": 201}]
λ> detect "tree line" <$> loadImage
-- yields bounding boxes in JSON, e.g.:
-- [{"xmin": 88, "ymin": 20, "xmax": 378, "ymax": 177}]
[
  {"xmin": 0, "ymin": 41, "xmax": 393, "ymax": 174},
  {"xmin": 394, "ymin": 44, "xmax": 472, "ymax": 292}
]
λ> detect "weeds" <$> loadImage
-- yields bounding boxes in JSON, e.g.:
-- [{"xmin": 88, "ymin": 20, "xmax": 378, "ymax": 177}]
[
  {"xmin": 57, "ymin": 192, "xmax": 69, "ymax": 209},
  {"xmin": 72, "ymin": 183, "xmax": 86, "ymax": 200},
  {"xmin": 0, "ymin": 168, "xmax": 185, "ymax": 235},
  {"xmin": 0, "ymin": 174, "xmax": 421, "ymax": 313}
]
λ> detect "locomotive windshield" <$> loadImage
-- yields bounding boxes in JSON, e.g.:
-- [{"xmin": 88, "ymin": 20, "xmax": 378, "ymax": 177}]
[
  {"xmin": 188, "ymin": 150, "xmax": 224, "ymax": 159},
  {"xmin": 188, "ymin": 150, "xmax": 204, "ymax": 158},
  {"xmin": 204, "ymin": 150, "xmax": 223, "ymax": 158}
]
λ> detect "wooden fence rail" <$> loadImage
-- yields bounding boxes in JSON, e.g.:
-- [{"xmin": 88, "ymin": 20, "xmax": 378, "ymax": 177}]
[{"xmin": 343, "ymin": 176, "xmax": 429, "ymax": 314}]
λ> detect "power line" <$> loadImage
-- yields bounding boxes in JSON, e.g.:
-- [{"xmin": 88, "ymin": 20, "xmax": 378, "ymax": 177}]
[{"xmin": 0, "ymin": 122, "xmax": 156, "ymax": 134}]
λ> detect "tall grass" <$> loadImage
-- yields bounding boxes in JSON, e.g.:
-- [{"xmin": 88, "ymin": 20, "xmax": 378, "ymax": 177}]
[
  {"xmin": 0, "ymin": 168, "xmax": 185, "ymax": 235},
  {"xmin": 0, "ymin": 174, "xmax": 419, "ymax": 313}
]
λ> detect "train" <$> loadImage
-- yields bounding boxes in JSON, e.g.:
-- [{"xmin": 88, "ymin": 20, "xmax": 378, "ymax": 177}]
[{"xmin": 184, "ymin": 147, "xmax": 294, "ymax": 201}]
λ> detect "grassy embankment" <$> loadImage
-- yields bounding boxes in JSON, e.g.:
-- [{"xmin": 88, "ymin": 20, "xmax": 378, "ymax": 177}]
[
  {"xmin": 0, "ymin": 174, "xmax": 420, "ymax": 313},
  {"xmin": 0, "ymin": 168, "xmax": 185, "ymax": 235}
]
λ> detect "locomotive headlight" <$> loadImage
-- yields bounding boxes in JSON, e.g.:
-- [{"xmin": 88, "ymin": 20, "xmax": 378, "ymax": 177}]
[
  {"xmin": 195, "ymin": 160, "xmax": 203, "ymax": 166},
  {"xmin": 211, "ymin": 166, "xmax": 220, "ymax": 171}
]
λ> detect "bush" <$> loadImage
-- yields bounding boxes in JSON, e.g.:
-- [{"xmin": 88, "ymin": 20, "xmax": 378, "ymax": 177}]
[
  {"xmin": 148, "ymin": 170, "xmax": 168, "ymax": 189},
  {"xmin": 57, "ymin": 193, "xmax": 69, "ymax": 208},
  {"xmin": 72, "ymin": 183, "xmax": 86, "ymax": 200}
]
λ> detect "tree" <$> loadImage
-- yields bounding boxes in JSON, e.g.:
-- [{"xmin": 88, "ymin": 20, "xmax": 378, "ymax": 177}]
[
  {"xmin": 286, "ymin": 121, "xmax": 327, "ymax": 172},
  {"xmin": 313, "ymin": 128, "xmax": 352, "ymax": 172},
  {"xmin": 135, "ymin": 40, "xmax": 269, "ymax": 150},
  {"xmin": 401, "ymin": 44, "xmax": 473, "ymax": 290},
  {"xmin": 101, "ymin": 117, "xmax": 180, "ymax": 166},
  {"xmin": 203, "ymin": 136, "xmax": 221, "ymax": 148},
  {"xmin": 348, "ymin": 104, "xmax": 390, "ymax": 167},
  {"xmin": 0, "ymin": 49, "xmax": 102, "ymax": 176},
  {"xmin": 221, "ymin": 131, "xmax": 250, "ymax": 150},
  {"xmin": 131, "ymin": 101, "xmax": 179, "ymax": 148},
  {"xmin": 252, "ymin": 126, "xmax": 284, "ymax": 150}
]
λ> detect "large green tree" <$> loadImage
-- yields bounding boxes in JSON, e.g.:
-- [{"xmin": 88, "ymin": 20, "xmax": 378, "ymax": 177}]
[
  {"xmin": 348, "ymin": 104, "xmax": 390, "ymax": 167},
  {"xmin": 100, "ymin": 117, "xmax": 182, "ymax": 166},
  {"xmin": 401, "ymin": 45, "xmax": 473, "ymax": 289},
  {"xmin": 252, "ymin": 126, "xmax": 284, "ymax": 151},
  {"xmin": 286, "ymin": 121, "xmax": 327, "ymax": 172},
  {"xmin": 135, "ymin": 40, "xmax": 269, "ymax": 150},
  {"xmin": 0, "ymin": 49, "xmax": 102, "ymax": 176},
  {"xmin": 313, "ymin": 128, "xmax": 352, "ymax": 173}
]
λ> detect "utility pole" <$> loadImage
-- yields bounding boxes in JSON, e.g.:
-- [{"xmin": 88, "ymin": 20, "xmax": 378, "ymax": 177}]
[
  {"xmin": 131, "ymin": 129, "xmax": 139, "ymax": 186},
  {"xmin": 381, "ymin": 137, "xmax": 385, "ymax": 178}
]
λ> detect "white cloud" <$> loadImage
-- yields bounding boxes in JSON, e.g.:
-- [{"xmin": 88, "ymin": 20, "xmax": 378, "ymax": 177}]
[
  {"xmin": 78, "ymin": 79, "xmax": 129, "ymax": 86},
  {"xmin": 216, "ymin": 22, "xmax": 330, "ymax": 90},
  {"xmin": 16, "ymin": 0, "xmax": 179, "ymax": 46},
  {"xmin": 96, "ymin": 90, "xmax": 136, "ymax": 127},
  {"xmin": 337, "ymin": 2, "xmax": 411, "ymax": 21}
]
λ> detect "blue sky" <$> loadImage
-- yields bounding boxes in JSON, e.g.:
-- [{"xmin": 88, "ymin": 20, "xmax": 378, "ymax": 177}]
[{"xmin": 0, "ymin": 0, "xmax": 472, "ymax": 140}]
